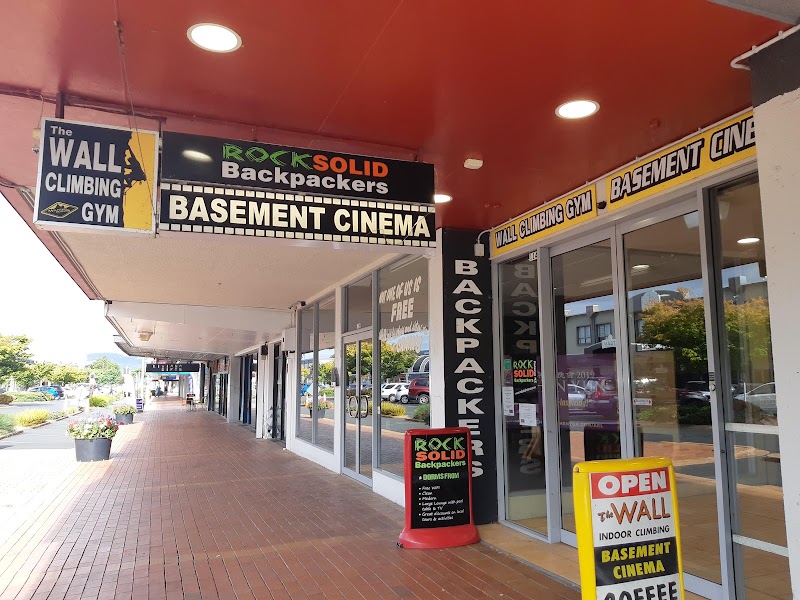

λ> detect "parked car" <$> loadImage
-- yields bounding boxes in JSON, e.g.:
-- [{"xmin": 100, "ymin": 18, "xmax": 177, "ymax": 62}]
[
  {"xmin": 567, "ymin": 384, "xmax": 587, "ymax": 407},
  {"xmin": 380, "ymin": 383, "xmax": 408, "ymax": 402},
  {"xmin": 401, "ymin": 377, "xmax": 429, "ymax": 404},
  {"xmin": 27, "ymin": 385, "xmax": 59, "ymax": 399},
  {"xmin": 584, "ymin": 377, "xmax": 617, "ymax": 415},
  {"xmin": 734, "ymin": 382, "xmax": 777, "ymax": 416},
  {"xmin": 684, "ymin": 381, "xmax": 711, "ymax": 401}
]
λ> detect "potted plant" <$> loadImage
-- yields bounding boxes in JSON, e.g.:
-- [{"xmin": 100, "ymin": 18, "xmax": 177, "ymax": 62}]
[
  {"xmin": 67, "ymin": 416, "xmax": 119, "ymax": 462},
  {"xmin": 306, "ymin": 398, "xmax": 333, "ymax": 418},
  {"xmin": 112, "ymin": 404, "xmax": 136, "ymax": 425}
]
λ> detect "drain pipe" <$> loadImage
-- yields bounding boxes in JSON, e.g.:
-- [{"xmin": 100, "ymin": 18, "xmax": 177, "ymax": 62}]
[{"xmin": 731, "ymin": 23, "xmax": 800, "ymax": 70}]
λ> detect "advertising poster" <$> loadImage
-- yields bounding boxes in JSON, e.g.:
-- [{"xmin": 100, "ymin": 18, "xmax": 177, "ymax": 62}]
[
  {"xmin": 34, "ymin": 118, "xmax": 158, "ymax": 234},
  {"xmin": 573, "ymin": 458, "xmax": 685, "ymax": 600},
  {"xmin": 399, "ymin": 427, "xmax": 480, "ymax": 549}
]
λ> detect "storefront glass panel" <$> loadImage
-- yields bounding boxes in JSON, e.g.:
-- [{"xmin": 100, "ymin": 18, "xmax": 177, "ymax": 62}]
[
  {"xmin": 623, "ymin": 212, "xmax": 720, "ymax": 584},
  {"xmin": 316, "ymin": 296, "xmax": 336, "ymax": 452},
  {"xmin": 552, "ymin": 241, "xmax": 618, "ymax": 534},
  {"xmin": 499, "ymin": 255, "xmax": 546, "ymax": 534},
  {"xmin": 346, "ymin": 275, "xmax": 372, "ymax": 331},
  {"xmin": 297, "ymin": 305, "xmax": 314, "ymax": 442},
  {"xmin": 712, "ymin": 178, "xmax": 786, "ymax": 598},
  {"xmin": 344, "ymin": 336, "xmax": 373, "ymax": 480},
  {"xmin": 377, "ymin": 256, "xmax": 430, "ymax": 477}
]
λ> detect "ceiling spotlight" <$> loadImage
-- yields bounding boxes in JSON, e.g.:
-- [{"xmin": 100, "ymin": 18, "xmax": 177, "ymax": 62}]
[
  {"xmin": 187, "ymin": 23, "xmax": 242, "ymax": 53},
  {"xmin": 737, "ymin": 237, "xmax": 760, "ymax": 245},
  {"xmin": 182, "ymin": 149, "xmax": 213, "ymax": 162},
  {"xmin": 434, "ymin": 193, "xmax": 452, "ymax": 204},
  {"xmin": 138, "ymin": 332, "xmax": 153, "ymax": 342},
  {"xmin": 556, "ymin": 100, "xmax": 600, "ymax": 119},
  {"xmin": 464, "ymin": 158, "xmax": 483, "ymax": 170}
]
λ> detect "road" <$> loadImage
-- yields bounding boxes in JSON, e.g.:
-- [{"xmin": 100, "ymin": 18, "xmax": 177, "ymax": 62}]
[{"xmin": 0, "ymin": 398, "xmax": 75, "ymax": 417}]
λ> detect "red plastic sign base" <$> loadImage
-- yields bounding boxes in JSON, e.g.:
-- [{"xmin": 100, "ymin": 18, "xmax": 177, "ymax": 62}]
[{"xmin": 398, "ymin": 523, "xmax": 480, "ymax": 549}]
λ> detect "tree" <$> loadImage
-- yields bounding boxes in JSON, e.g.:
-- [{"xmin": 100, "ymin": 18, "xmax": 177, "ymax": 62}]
[
  {"xmin": 0, "ymin": 334, "xmax": 32, "ymax": 383},
  {"xmin": 317, "ymin": 362, "xmax": 333, "ymax": 385},
  {"xmin": 639, "ymin": 296, "xmax": 772, "ymax": 382},
  {"xmin": 87, "ymin": 356, "xmax": 123, "ymax": 385},
  {"xmin": 50, "ymin": 364, "xmax": 89, "ymax": 385},
  {"xmin": 15, "ymin": 363, "xmax": 56, "ymax": 388},
  {"xmin": 343, "ymin": 341, "xmax": 419, "ymax": 381}
]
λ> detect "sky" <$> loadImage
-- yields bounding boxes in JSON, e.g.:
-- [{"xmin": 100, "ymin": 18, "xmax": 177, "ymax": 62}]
[{"xmin": 0, "ymin": 192, "xmax": 120, "ymax": 365}]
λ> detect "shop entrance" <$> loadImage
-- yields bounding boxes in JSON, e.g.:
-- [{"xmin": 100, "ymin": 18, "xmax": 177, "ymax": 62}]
[
  {"xmin": 343, "ymin": 331, "xmax": 373, "ymax": 484},
  {"xmin": 268, "ymin": 343, "xmax": 286, "ymax": 441},
  {"xmin": 500, "ymin": 177, "xmax": 786, "ymax": 598}
]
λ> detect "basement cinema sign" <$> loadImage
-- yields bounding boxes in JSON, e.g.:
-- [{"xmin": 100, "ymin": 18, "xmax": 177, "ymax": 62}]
[{"xmin": 159, "ymin": 132, "xmax": 436, "ymax": 247}]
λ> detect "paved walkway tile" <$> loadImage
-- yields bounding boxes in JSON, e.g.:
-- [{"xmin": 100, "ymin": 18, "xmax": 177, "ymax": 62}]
[{"xmin": 0, "ymin": 398, "xmax": 580, "ymax": 599}]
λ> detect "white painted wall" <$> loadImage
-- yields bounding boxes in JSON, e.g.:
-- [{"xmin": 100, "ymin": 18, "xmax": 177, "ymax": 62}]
[{"xmin": 753, "ymin": 85, "xmax": 800, "ymax": 597}]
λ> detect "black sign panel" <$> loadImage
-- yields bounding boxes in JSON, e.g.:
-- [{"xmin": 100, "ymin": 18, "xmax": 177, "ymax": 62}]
[
  {"xmin": 159, "ymin": 187, "xmax": 436, "ymax": 247},
  {"xmin": 146, "ymin": 362, "xmax": 201, "ymax": 373},
  {"xmin": 441, "ymin": 228, "xmax": 497, "ymax": 524},
  {"xmin": 594, "ymin": 537, "xmax": 679, "ymax": 587},
  {"xmin": 34, "ymin": 119, "xmax": 159, "ymax": 232},
  {"xmin": 409, "ymin": 430, "xmax": 471, "ymax": 529},
  {"xmin": 161, "ymin": 132, "xmax": 435, "ymax": 204}
]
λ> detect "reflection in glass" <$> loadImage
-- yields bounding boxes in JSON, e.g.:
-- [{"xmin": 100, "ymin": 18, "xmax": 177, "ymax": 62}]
[
  {"xmin": 316, "ymin": 296, "xmax": 336, "ymax": 452},
  {"xmin": 297, "ymin": 305, "xmax": 314, "ymax": 442},
  {"xmin": 499, "ymin": 256, "xmax": 546, "ymax": 535},
  {"xmin": 624, "ymin": 213, "xmax": 720, "ymax": 584},
  {"xmin": 552, "ymin": 241, "xmax": 618, "ymax": 533},
  {"xmin": 714, "ymin": 178, "xmax": 785, "ymax": 597},
  {"xmin": 378, "ymin": 256, "xmax": 430, "ymax": 477},
  {"xmin": 360, "ymin": 340, "xmax": 373, "ymax": 478},
  {"xmin": 343, "ymin": 339, "xmax": 373, "ymax": 478},
  {"xmin": 344, "ymin": 341, "xmax": 358, "ymax": 473}
]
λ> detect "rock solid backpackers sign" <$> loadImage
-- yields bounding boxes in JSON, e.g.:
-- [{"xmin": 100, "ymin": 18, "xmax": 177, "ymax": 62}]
[
  {"xmin": 441, "ymin": 229, "xmax": 497, "ymax": 524},
  {"xmin": 573, "ymin": 458, "xmax": 685, "ymax": 600},
  {"xmin": 34, "ymin": 118, "xmax": 158, "ymax": 233},
  {"xmin": 607, "ymin": 111, "xmax": 755, "ymax": 211},
  {"xmin": 492, "ymin": 185, "xmax": 597, "ymax": 257},
  {"xmin": 398, "ymin": 427, "xmax": 480, "ymax": 549},
  {"xmin": 161, "ymin": 132, "xmax": 435, "ymax": 204},
  {"xmin": 159, "ymin": 186, "xmax": 435, "ymax": 247}
]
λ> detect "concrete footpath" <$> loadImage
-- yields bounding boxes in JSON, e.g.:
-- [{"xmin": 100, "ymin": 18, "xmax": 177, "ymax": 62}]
[{"xmin": 0, "ymin": 399, "xmax": 579, "ymax": 600}]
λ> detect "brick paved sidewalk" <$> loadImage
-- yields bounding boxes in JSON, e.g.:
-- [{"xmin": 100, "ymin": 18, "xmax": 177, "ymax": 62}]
[{"xmin": 0, "ymin": 398, "xmax": 579, "ymax": 600}]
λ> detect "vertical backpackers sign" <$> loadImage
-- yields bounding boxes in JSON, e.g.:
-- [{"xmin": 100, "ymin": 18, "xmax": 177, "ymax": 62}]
[
  {"xmin": 574, "ymin": 458, "xmax": 685, "ymax": 600},
  {"xmin": 442, "ymin": 228, "xmax": 496, "ymax": 524},
  {"xmin": 34, "ymin": 119, "xmax": 158, "ymax": 233}
]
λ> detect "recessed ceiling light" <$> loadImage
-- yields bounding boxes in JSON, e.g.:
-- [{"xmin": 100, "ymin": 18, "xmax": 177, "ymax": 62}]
[
  {"xmin": 632, "ymin": 264, "xmax": 650, "ymax": 271},
  {"xmin": 182, "ymin": 149, "xmax": 213, "ymax": 162},
  {"xmin": 737, "ymin": 237, "xmax": 761, "ymax": 245},
  {"xmin": 434, "ymin": 193, "xmax": 452, "ymax": 204},
  {"xmin": 556, "ymin": 100, "xmax": 600, "ymax": 119},
  {"xmin": 187, "ymin": 23, "xmax": 242, "ymax": 53},
  {"xmin": 464, "ymin": 158, "xmax": 483, "ymax": 170}
]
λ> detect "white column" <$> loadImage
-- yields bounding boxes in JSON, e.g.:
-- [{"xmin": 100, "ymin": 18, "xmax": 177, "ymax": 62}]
[
  {"xmin": 256, "ymin": 349, "xmax": 268, "ymax": 438},
  {"xmin": 753, "ymin": 85, "xmax": 800, "ymax": 596},
  {"xmin": 428, "ymin": 228, "xmax": 445, "ymax": 428},
  {"xmin": 227, "ymin": 354, "xmax": 241, "ymax": 424}
]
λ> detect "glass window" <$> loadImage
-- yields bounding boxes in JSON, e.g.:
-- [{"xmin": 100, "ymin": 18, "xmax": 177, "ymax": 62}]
[
  {"xmin": 297, "ymin": 305, "xmax": 314, "ymax": 443},
  {"xmin": 576, "ymin": 325, "xmax": 591, "ymax": 345},
  {"xmin": 346, "ymin": 275, "xmax": 372, "ymax": 331},
  {"xmin": 595, "ymin": 322, "xmax": 612, "ymax": 341},
  {"xmin": 316, "ymin": 296, "xmax": 336, "ymax": 452},
  {"xmin": 713, "ymin": 178, "xmax": 785, "ymax": 597},
  {"xmin": 624, "ymin": 212, "xmax": 720, "ymax": 584},
  {"xmin": 552, "ymin": 241, "xmax": 618, "ymax": 534},
  {"xmin": 377, "ymin": 256, "xmax": 429, "ymax": 477},
  {"xmin": 499, "ymin": 255, "xmax": 545, "ymax": 535}
]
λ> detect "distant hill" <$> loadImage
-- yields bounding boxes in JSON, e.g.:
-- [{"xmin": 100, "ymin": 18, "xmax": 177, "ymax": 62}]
[{"xmin": 85, "ymin": 353, "xmax": 143, "ymax": 371}]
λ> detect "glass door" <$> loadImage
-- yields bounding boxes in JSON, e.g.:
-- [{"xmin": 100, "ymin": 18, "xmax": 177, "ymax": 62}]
[
  {"xmin": 343, "ymin": 333, "xmax": 373, "ymax": 483},
  {"xmin": 620, "ymin": 205, "xmax": 721, "ymax": 589},
  {"xmin": 550, "ymin": 236, "xmax": 622, "ymax": 535}
]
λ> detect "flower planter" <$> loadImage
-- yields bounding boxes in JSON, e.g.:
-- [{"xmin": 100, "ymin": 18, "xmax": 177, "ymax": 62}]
[
  {"xmin": 116, "ymin": 413, "xmax": 134, "ymax": 425},
  {"xmin": 74, "ymin": 438, "xmax": 112, "ymax": 462}
]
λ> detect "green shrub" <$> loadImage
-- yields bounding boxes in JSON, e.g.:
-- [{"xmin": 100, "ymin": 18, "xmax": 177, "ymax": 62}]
[
  {"xmin": 0, "ymin": 414, "xmax": 16, "ymax": 435},
  {"xmin": 380, "ymin": 402, "xmax": 406, "ymax": 417},
  {"xmin": 0, "ymin": 394, "xmax": 12, "ymax": 405},
  {"xmin": 66, "ymin": 407, "xmax": 80, "ymax": 415},
  {"xmin": 112, "ymin": 404, "xmax": 136, "ymax": 415},
  {"xmin": 48, "ymin": 410, "xmax": 67, "ymax": 420},
  {"xmin": 89, "ymin": 394, "xmax": 114, "ymax": 407},
  {"xmin": 9, "ymin": 391, "xmax": 51, "ymax": 403},
  {"xmin": 412, "ymin": 404, "xmax": 430, "ymax": 425},
  {"xmin": 15, "ymin": 409, "xmax": 51, "ymax": 427}
]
